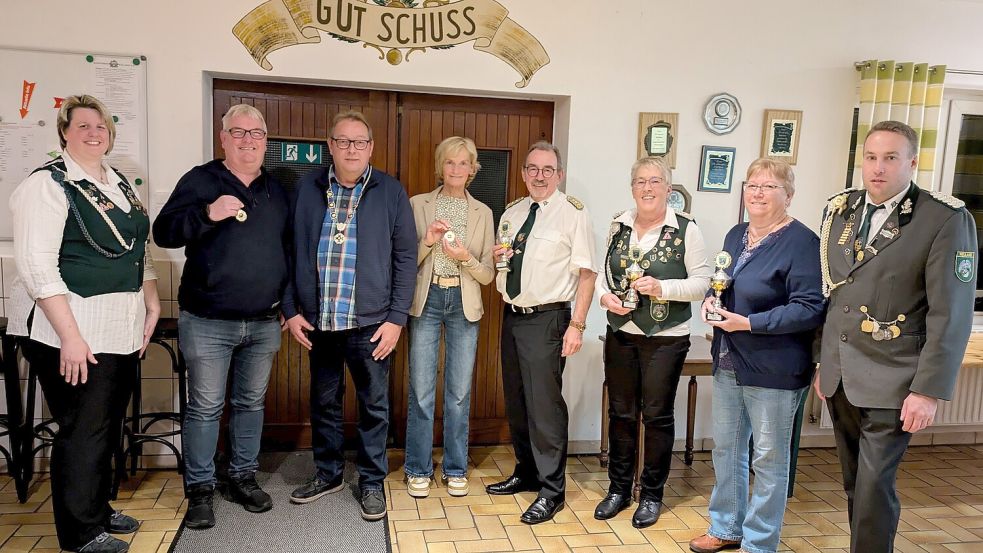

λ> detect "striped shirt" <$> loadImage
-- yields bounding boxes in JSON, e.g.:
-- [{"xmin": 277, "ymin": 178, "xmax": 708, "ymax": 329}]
[{"xmin": 317, "ymin": 166, "xmax": 370, "ymax": 331}]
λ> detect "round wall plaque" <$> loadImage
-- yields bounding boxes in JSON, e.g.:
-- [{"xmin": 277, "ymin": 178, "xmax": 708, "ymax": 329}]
[{"xmin": 703, "ymin": 93, "xmax": 742, "ymax": 135}]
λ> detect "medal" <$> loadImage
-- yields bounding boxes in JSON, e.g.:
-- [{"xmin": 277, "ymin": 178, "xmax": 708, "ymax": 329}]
[
  {"xmin": 856, "ymin": 250, "xmax": 865, "ymax": 262},
  {"xmin": 444, "ymin": 230, "xmax": 457, "ymax": 244},
  {"xmin": 333, "ymin": 233, "xmax": 346, "ymax": 245},
  {"xmin": 337, "ymin": 222, "xmax": 347, "ymax": 231},
  {"xmin": 859, "ymin": 306, "xmax": 905, "ymax": 342},
  {"xmin": 860, "ymin": 320, "xmax": 874, "ymax": 333},
  {"xmin": 888, "ymin": 325, "xmax": 901, "ymax": 338},
  {"xmin": 235, "ymin": 209, "xmax": 247, "ymax": 222},
  {"xmin": 674, "ymin": 238, "xmax": 682, "ymax": 246},
  {"xmin": 641, "ymin": 260, "xmax": 650, "ymax": 269}
]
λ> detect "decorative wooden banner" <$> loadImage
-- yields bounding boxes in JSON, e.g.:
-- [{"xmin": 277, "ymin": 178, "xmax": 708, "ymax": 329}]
[
  {"xmin": 761, "ymin": 109, "xmax": 803, "ymax": 164},
  {"xmin": 234, "ymin": 0, "xmax": 550, "ymax": 88},
  {"xmin": 637, "ymin": 112, "xmax": 678, "ymax": 168}
]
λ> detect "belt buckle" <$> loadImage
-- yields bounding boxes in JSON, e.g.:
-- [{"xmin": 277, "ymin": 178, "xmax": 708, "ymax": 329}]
[{"xmin": 511, "ymin": 304, "xmax": 534, "ymax": 314}]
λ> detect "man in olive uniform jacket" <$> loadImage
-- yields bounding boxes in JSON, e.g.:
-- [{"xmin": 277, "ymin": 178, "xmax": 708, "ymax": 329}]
[{"xmin": 815, "ymin": 120, "xmax": 977, "ymax": 553}]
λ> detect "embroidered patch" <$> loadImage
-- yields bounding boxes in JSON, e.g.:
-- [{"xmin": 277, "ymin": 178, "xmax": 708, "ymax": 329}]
[{"xmin": 956, "ymin": 251, "xmax": 975, "ymax": 283}]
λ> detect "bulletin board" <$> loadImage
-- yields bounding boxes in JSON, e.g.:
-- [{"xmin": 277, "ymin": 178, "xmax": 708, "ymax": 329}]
[{"xmin": 0, "ymin": 47, "xmax": 149, "ymax": 241}]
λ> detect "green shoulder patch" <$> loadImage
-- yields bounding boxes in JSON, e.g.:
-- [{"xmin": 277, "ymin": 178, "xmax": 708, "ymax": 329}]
[
  {"xmin": 505, "ymin": 196, "xmax": 527, "ymax": 210},
  {"xmin": 566, "ymin": 195, "xmax": 584, "ymax": 210},
  {"xmin": 956, "ymin": 251, "xmax": 975, "ymax": 283},
  {"xmin": 928, "ymin": 190, "xmax": 966, "ymax": 210}
]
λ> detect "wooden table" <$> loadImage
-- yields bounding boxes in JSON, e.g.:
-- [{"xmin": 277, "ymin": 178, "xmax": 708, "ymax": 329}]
[{"xmin": 598, "ymin": 335, "xmax": 712, "ymax": 469}]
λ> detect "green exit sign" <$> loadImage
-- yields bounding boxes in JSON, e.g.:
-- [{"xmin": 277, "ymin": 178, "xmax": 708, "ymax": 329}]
[{"xmin": 281, "ymin": 142, "xmax": 323, "ymax": 165}]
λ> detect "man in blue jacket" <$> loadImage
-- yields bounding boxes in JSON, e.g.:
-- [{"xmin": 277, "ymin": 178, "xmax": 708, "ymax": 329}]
[{"xmin": 283, "ymin": 110, "xmax": 416, "ymax": 521}]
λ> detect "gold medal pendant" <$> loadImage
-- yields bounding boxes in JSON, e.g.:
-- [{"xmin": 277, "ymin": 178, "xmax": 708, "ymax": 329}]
[
  {"xmin": 333, "ymin": 233, "xmax": 346, "ymax": 245},
  {"xmin": 856, "ymin": 250, "xmax": 865, "ymax": 262},
  {"xmin": 235, "ymin": 209, "xmax": 247, "ymax": 222},
  {"xmin": 888, "ymin": 325, "xmax": 901, "ymax": 339},
  {"xmin": 860, "ymin": 320, "xmax": 874, "ymax": 333}
]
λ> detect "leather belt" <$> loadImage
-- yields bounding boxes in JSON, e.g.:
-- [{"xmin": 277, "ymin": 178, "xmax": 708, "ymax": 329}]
[
  {"xmin": 431, "ymin": 275, "xmax": 461, "ymax": 287},
  {"xmin": 507, "ymin": 301, "xmax": 570, "ymax": 314}
]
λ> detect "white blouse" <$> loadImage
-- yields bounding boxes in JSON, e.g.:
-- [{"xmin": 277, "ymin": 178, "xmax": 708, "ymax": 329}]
[{"xmin": 7, "ymin": 151, "xmax": 157, "ymax": 355}]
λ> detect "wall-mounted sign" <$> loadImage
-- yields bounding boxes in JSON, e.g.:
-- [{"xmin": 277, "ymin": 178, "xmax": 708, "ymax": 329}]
[
  {"xmin": 637, "ymin": 112, "xmax": 678, "ymax": 168},
  {"xmin": 234, "ymin": 0, "xmax": 550, "ymax": 88},
  {"xmin": 281, "ymin": 141, "xmax": 323, "ymax": 165},
  {"xmin": 703, "ymin": 93, "xmax": 741, "ymax": 135}
]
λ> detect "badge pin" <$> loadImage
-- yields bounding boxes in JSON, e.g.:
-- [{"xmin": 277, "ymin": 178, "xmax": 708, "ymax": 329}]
[{"xmin": 235, "ymin": 209, "xmax": 248, "ymax": 222}]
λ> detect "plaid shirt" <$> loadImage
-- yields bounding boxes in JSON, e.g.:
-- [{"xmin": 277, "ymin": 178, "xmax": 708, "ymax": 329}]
[{"xmin": 317, "ymin": 166, "xmax": 370, "ymax": 331}]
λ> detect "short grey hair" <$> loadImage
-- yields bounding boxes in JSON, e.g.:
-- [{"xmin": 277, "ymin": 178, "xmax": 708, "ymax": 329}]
[
  {"xmin": 222, "ymin": 104, "xmax": 267, "ymax": 131},
  {"xmin": 525, "ymin": 140, "xmax": 564, "ymax": 171},
  {"xmin": 630, "ymin": 156, "xmax": 671, "ymax": 185}
]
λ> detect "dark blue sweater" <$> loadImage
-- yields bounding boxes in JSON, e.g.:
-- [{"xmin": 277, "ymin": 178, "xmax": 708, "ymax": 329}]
[
  {"xmin": 282, "ymin": 165, "xmax": 417, "ymax": 328},
  {"xmin": 710, "ymin": 219, "xmax": 826, "ymax": 389}
]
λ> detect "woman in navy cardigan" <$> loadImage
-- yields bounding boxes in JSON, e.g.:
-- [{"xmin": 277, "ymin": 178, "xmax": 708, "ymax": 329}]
[{"xmin": 689, "ymin": 159, "xmax": 825, "ymax": 553}]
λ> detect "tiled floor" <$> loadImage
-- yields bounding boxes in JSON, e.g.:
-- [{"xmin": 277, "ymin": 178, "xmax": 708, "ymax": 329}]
[{"xmin": 2, "ymin": 444, "xmax": 983, "ymax": 552}]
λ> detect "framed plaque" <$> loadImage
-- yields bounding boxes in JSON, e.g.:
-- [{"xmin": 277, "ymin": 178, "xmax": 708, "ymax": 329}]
[
  {"xmin": 667, "ymin": 183, "xmax": 692, "ymax": 213},
  {"xmin": 697, "ymin": 145, "xmax": 736, "ymax": 193},
  {"xmin": 761, "ymin": 109, "xmax": 803, "ymax": 164},
  {"xmin": 637, "ymin": 112, "xmax": 678, "ymax": 168}
]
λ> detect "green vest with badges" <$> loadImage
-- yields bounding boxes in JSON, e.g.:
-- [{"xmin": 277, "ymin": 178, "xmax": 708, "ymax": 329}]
[
  {"xmin": 33, "ymin": 157, "xmax": 149, "ymax": 298},
  {"xmin": 605, "ymin": 216, "xmax": 692, "ymax": 335}
]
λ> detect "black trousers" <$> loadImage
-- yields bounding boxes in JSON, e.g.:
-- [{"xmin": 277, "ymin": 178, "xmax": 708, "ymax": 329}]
[
  {"xmin": 500, "ymin": 307, "xmax": 570, "ymax": 500},
  {"xmin": 603, "ymin": 328, "xmax": 689, "ymax": 501},
  {"xmin": 24, "ymin": 340, "xmax": 136, "ymax": 551},
  {"xmin": 827, "ymin": 383, "xmax": 911, "ymax": 553}
]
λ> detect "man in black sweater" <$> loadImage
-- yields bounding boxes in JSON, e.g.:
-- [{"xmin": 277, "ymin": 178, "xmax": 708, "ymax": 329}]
[{"xmin": 153, "ymin": 104, "xmax": 290, "ymax": 530}]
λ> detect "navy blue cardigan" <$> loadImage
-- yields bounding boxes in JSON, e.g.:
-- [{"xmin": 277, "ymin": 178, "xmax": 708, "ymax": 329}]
[
  {"xmin": 282, "ymin": 166, "xmax": 417, "ymax": 328},
  {"xmin": 710, "ymin": 219, "xmax": 826, "ymax": 389}
]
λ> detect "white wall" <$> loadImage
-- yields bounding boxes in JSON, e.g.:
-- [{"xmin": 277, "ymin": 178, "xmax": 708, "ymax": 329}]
[{"xmin": 4, "ymin": 0, "xmax": 983, "ymax": 445}]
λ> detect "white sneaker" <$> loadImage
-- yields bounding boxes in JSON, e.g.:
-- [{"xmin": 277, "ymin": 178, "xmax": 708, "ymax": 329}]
[
  {"xmin": 406, "ymin": 476, "xmax": 431, "ymax": 498},
  {"xmin": 444, "ymin": 475, "xmax": 469, "ymax": 497}
]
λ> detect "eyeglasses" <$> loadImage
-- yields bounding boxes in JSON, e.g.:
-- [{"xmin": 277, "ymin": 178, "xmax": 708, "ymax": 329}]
[
  {"xmin": 632, "ymin": 177, "xmax": 667, "ymax": 188},
  {"xmin": 524, "ymin": 165, "xmax": 556, "ymax": 178},
  {"xmin": 742, "ymin": 181, "xmax": 784, "ymax": 193},
  {"xmin": 331, "ymin": 137, "xmax": 371, "ymax": 150},
  {"xmin": 226, "ymin": 128, "xmax": 267, "ymax": 139}
]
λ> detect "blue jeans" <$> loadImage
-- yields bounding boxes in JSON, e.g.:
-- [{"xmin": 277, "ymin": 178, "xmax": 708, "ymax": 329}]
[
  {"xmin": 309, "ymin": 323, "xmax": 390, "ymax": 491},
  {"xmin": 707, "ymin": 368, "xmax": 805, "ymax": 553},
  {"xmin": 405, "ymin": 284, "xmax": 479, "ymax": 478},
  {"xmin": 179, "ymin": 311, "xmax": 281, "ymax": 487}
]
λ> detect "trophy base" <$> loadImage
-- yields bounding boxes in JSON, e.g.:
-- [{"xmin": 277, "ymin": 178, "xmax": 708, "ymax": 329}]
[
  {"xmin": 706, "ymin": 312, "xmax": 724, "ymax": 322},
  {"xmin": 496, "ymin": 263, "xmax": 511, "ymax": 273},
  {"xmin": 622, "ymin": 300, "xmax": 638, "ymax": 310}
]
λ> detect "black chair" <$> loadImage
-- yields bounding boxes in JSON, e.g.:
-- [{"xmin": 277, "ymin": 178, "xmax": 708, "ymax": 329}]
[
  {"xmin": 0, "ymin": 318, "xmax": 28, "ymax": 502},
  {"xmin": 112, "ymin": 318, "xmax": 187, "ymax": 496}
]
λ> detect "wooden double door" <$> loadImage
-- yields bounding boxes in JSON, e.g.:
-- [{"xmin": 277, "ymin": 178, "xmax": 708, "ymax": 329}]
[{"xmin": 211, "ymin": 79, "xmax": 553, "ymax": 449}]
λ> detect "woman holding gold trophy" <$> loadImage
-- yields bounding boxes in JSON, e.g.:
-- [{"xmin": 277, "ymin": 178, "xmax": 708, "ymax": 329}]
[
  {"xmin": 690, "ymin": 158, "xmax": 825, "ymax": 553},
  {"xmin": 594, "ymin": 156, "xmax": 710, "ymax": 528}
]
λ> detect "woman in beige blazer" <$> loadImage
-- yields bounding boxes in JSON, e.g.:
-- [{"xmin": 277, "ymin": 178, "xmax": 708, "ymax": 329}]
[{"xmin": 405, "ymin": 136, "xmax": 495, "ymax": 499}]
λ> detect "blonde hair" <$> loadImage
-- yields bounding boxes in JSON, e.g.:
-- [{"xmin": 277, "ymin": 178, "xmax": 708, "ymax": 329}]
[
  {"xmin": 57, "ymin": 95, "xmax": 116, "ymax": 154},
  {"xmin": 745, "ymin": 158, "xmax": 795, "ymax": 196},
  {"xmin": 434, "ymin": 136, "xmax": 481, "ymax": 186}
]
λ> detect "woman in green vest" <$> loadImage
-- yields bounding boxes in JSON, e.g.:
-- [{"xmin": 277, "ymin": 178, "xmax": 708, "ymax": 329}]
[
  {"xmin": 8, "ymin": 95, "xmax": 159, "ymax": 553},
  {"xmin": 593, "ymin": 156, "xmax": 711, "ymax": 528}
]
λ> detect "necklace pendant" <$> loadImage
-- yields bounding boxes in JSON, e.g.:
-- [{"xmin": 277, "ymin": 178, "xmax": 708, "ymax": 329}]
[
  {"xmin": 333, "ymin": 232, "xmax": 346, "ymax": 245},
  {"xmin": 336, "ymin": 222, "xmax": 347, "ymax": 231}
]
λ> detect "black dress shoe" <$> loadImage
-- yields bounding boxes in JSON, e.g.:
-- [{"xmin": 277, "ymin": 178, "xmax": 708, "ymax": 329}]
[
  {"xmin": 520, "ymin": 496, "xmax": 564, "ymax": 524},
  {"xmin": 631, "ymin": 498, "xmax": 662, "ymax": 528},
  {"xmin": 290, "ymin": 474, "xmax": 345, "ymax": 504},
  {"xmin": 107, "ymin": 511, "xmax": 140, "ymax": 534},
  {"xmin": 593, "ymin": 492, "xmax": 632, "ymax": 520},
  {"xmin": 485, "ymin": 475, "xmax": 540, "ymax": 495}
]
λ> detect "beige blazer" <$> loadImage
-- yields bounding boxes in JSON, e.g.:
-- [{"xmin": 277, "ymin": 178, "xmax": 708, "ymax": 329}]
[{"xmin": 409, "ymin": 186, "xmax": 496, "ymax": 322}]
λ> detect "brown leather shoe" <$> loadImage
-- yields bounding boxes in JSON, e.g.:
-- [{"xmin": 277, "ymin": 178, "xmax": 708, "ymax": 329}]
[{"xmin": 688, "ymin": 533, "xmax": 741, "ymax": 553}]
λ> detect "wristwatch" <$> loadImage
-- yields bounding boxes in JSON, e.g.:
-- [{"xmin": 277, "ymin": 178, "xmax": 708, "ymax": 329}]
[{"xmin": 569, "ymin": 320, "xmax": 586, "ymax": 333}]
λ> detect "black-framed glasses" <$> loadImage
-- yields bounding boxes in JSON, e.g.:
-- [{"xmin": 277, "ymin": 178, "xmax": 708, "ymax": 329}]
[
  {"xmin": 226, "ymin": 127, "xmax": 267, "ymax": 139},
  {"xmin": 742, "ymin": 181, "xmax": 784, "ymax": 193},
  {"xmin": 524, "ymin": 165, "xmax": 556, "ymax": 178},
  {"xmin": 331, "ymin": 137, "xmax": 371, "ymax": 150},
  {"xmin": 631, "ymin": 177, "xmax": 667, "ymax": 188}
]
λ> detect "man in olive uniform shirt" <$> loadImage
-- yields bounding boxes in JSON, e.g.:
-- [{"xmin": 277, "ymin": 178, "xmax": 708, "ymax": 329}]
[
  {"xmin": 485, "ymin": 141, "xmax": 597, "ymax": 524},
  {"xmin": 815, "ymin": 121, "xmax": 977, "ymax": 553}
]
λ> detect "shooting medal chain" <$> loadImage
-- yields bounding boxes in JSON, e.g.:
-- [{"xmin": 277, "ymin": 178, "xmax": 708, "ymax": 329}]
[
  {"xmin": 859, "ymin": 305, "xmax": 905, "ymax": 341},
  {"xmin": 326, "ymin": 184, "xmax": 363, "ymax": 245}
]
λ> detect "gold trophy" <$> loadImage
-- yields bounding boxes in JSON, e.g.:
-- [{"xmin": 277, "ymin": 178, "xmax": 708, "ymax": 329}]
[
  {"xmin": 621, "ymin": 247, "xmax": 645, "ymax": 309},
  {"xmin": 496, "ymin": 221, "xmax": 514, "ymax": 272},
  {"xmin": 706, "ymin": 251, "xmax": 733, "ymax": 322}
]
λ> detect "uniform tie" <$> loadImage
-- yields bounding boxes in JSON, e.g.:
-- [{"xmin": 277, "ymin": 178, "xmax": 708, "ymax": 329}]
[
  {"xmin": 506, "ymin": 202, "xmax": 539, "ymax": 300},
  {"xmin": 855, "ymin": 203, "xmax": 884, "ymax": 260}
]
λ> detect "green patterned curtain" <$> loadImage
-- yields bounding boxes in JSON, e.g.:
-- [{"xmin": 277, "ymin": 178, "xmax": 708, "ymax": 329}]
[{"xmin": 852, "ymin": 60, "xmax": 947, "ymax": 189}]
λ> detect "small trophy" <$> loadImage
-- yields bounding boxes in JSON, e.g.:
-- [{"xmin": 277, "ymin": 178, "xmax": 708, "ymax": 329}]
[
  {"xmin": 706, "ymin": 251, "xmax": 733, "ymax": 322},
  {"xmin": 496, "ymin": 221, "xmax": 514, "ymax": 272},
  {"xmin": 622, "ymin": 247, "xmax": 645, "ymax": 309}
]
